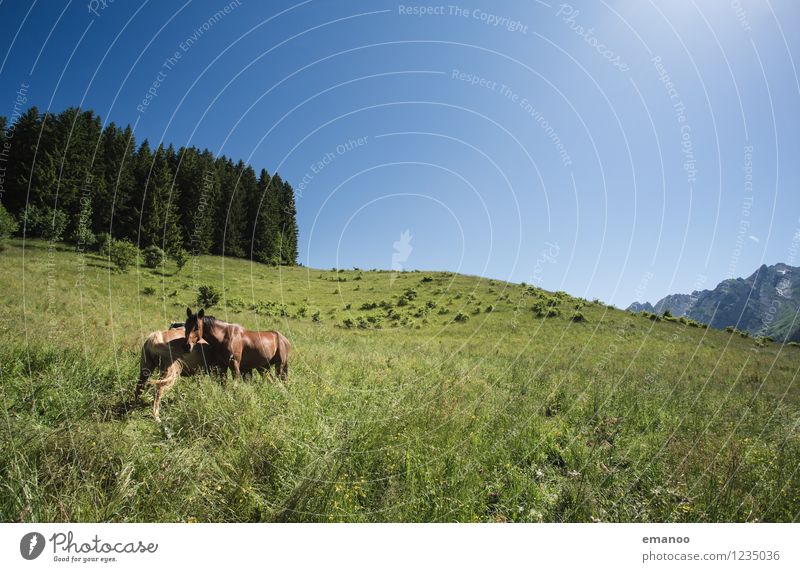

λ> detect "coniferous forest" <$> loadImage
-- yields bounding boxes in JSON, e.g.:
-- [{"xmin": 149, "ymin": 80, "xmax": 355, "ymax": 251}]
[{"xmin": 0, "ymin": 106, "xmax": 298, "ymax": 265}]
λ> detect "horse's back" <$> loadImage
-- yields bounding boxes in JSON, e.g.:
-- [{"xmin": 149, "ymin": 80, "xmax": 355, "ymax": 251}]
[{"xmin": 240, "ymin": 329, "xmax": 290, "ymax": 368}]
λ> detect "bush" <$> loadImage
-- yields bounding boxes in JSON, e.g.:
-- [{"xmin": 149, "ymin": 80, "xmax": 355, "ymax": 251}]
[
  {"xmin": 197, "ymin": 284, "xmax": 221, "ymax": 308},
  {"xmin": 311, "ymin": 310, "xmax": 321, "ymax": 323},
  {"xmin": 107, "ymin": 238, "xmax": 139, "ymax": 271},
  {"xmin": 453, "ymin": 312, "xmax": 469, "ymax": 323},
  {"xmin": 403, "ymin": 288, "xmax": 418, "ymax": 300},
  {"xmin": 25, "ymin": 205, "xmax": 68, "ymax": 241},
  {"xmin": 0, "ymin": 203, "xmax": 18, "ymax": 249},
  {"xmin": 142, "ymin": 245, "xmax": 167, "ymax": 269},
  {"xmin": 172, "ymin": 248, "xmax": 189, "ymax": 272},
  {"xmin": 484, "ymin": 304, "xmax": 494, "ymax": 313},
  {"xmin": 96, "ymin": 232, "xmax": 112, "ymax": 254},
  {"xmin": 571, "ymin": 311, "xmax": 587, "ymax": 322},
  {"xmin": 142, "ymin": 286, "xmax": 156, "ymax": 296},
  {"xmin": 70, "ymin": 198, "xmax": 96, "ymax": 249}
]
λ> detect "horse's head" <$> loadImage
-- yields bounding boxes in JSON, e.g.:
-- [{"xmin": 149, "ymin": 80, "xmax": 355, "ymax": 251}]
[{"xmin": 184, "ymin": 307, "xmax": 205, "ymax": 352}]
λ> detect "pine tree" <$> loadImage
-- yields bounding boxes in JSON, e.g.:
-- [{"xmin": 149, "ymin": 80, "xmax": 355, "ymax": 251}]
[
  {"xmin": 1, "ymin": 105, "xmax": 300, "ymax": 263},
  {"xmin": 252, "ymin": 168, "xmax": 280, "ymax": 264},
  {"xmin": 96, "ymin": 122, "xmax": 136, "ymax": 237},
  {"xmin": 140, "ymin": 145, "xmax": 182, "ymax": 254},
  {"xmin": 278, "ymin": 179, "xmax": 299, "ymax": 265},
  {"xmin": 4, "ymin": 107, "xmax": 58, "ymax": 216},
  {"xmin": 213, "ymin": 158, "xmax": 247, "ymax": 257}
]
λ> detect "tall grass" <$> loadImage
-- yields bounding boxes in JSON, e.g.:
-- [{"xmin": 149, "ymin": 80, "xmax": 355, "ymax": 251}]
[{"xmin": 1, "ymin": 241, "xmax": 798, "ymax": 522}]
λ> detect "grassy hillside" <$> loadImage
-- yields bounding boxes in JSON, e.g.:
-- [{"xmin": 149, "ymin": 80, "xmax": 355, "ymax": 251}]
[{"xmin": 1, "ymin": 239, "xmax": 799, "ymax": 522}]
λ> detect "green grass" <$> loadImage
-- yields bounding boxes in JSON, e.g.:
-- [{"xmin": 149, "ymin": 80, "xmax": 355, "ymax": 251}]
[{"xmin": 1, "ymin": 239, "xmax": 799, "ymax": 522}]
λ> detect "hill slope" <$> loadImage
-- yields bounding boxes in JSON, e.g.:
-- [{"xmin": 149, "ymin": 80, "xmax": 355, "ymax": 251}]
[
  {"xmin": 1, "ymin": 241, "xmax": 799, "ymax": 522},
  {"xmin": 628, "ymin": 263, "xmax": 800, "ymax": 342}
]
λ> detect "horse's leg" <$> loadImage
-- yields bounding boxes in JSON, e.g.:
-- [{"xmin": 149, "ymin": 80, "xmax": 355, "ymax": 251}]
[
  {"xmin": 153, "ymin": 384, "xmax": 163, "ymax": 421},
  {"xmin": 136, "ymin": 355, "xmax": 156, "ymax": 401},
  {"xmin": 278, "ymin": 361, "xmax": 288, "ymax": 381},
  {"xmin": 229, "ymin": 340, "xmax": 243, "ymax": 380},
  {"xmin": 135, "ymin": 369, "xmax": 149, "ymax": 401}
]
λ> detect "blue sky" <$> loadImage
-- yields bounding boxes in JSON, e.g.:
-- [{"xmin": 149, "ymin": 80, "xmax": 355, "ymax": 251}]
[{"xmin": 2, "ymin": 0, "xmax": 799, "ymax": 307}]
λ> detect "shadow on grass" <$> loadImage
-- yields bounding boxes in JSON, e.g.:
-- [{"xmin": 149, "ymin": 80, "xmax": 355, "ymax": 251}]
[{"xmin": 109, "ymin": 398, "xmax": 148, "ymax": 420}]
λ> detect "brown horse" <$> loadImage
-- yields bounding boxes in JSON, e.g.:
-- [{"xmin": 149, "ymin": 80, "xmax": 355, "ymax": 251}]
[
  {"xmin": 136, "ymin": 326, "xmax": 223, "ymax": 418},
  {"xmin": 184, "ymin": 308, "xmax": 291, "ymax": 380}
]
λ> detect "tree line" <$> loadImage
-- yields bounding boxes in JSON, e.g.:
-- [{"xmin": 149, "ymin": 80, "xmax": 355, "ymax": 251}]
[{"xmin": 0, "ymin": 106, "xmax": 298, "ymax": 265}]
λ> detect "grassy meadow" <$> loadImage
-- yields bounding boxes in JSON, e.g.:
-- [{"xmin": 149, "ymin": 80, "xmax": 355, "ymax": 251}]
[{"xmin": 1, "ymin": 239, "xmax": 799, "ymax": 522}]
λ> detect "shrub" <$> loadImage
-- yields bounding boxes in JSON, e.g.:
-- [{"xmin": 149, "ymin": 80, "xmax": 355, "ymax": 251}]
[
  {"xmin": 787, "ymin": 341, "xmax": 800, "ymax": 348},
  {"xmin": 142, "ymin": 245, "xmax": 167, "ymax": 269},
  {"xmin": 0, "ymin": 203, "xmax": 18, "ymax": 250},
  {"xmin": 360, "ymin": 301, "xmax": 378, "ymax": 310},
  {"xmin": 342, "ymin": 318, "xmax": 355, "ymax": 328},
  {"xmin": 96, "ymin": 232, "xmax": 112, "ymax": 254},
  {"xmin": 70, "ymin": 198, "xmax": 95, "ymax": 249},
  {"xmin": 70, "ymin": 223, "xmax": 96, "ymax": 250},
  {"xmin": 142, "ymin": 286, "xmax": 156, "ymax": 296},
  {"xmin": 107, "ymin": 238, "xmax": 139, "ymax": 271},
  {"xmin": 197, "ymin": 284, "xmax": 221, "ymax": 308},
  {"xmin": 172, "ymin": 248, "xmax": 189, "ymax": 273},
  {"xmin": 311, "ymin": 310, "xmax": 321, "ymax": 323},
  {"xmin": 453, "ymin": 312, "xmax": 469, "ymax": 323},
  {"xmin": 420, "ymin": 276, "xmax": 433, "ymax": 283},
  {"xmin": 485, "ymin": 304, "xmax": 494, "ymax": 313},
  {"xmin": 25, "ymin": 205, "xmax": 68, "ymax": 241},
  {"xmin": 571, "ymin": 311, "xmax": 587, "ymax": 323},
  {"xmin": 403, "ymin": 288, "xmax": 418, "ymax": 300}
]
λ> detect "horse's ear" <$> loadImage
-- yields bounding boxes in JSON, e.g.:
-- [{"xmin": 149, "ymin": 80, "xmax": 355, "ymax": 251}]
[
  {"xmin": 186, "ymin": 307, "xmax": 192, "ymax": 318},
  {"xmin": 198, "ymin": 309, "xmax": 205, "ymax": 319}
]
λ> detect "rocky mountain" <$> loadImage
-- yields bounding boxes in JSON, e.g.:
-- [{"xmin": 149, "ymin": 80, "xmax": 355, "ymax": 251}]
[{"xmin": 627, "ymin": 263, "xmax": 800, "ymax": 342}]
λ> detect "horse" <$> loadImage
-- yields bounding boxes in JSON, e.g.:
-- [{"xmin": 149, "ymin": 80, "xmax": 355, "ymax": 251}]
[
  {"xmin": 136, "ymin": 326, "xmax": 223, "ymax": 419},
  {"xmin": 184, "ymin": 308, "xmax": 291, "ymax": 380}
]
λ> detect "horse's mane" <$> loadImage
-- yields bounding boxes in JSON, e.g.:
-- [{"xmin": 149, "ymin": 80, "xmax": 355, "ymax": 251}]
[{"xmin": 202, "ymin": 315, "xmax": 230, "ymax": 328}]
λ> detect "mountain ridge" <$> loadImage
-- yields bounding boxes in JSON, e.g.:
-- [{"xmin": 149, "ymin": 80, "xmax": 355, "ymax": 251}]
[{"xmin": 627, "ymin": 262, "xmax": 800, "ymax": 342}]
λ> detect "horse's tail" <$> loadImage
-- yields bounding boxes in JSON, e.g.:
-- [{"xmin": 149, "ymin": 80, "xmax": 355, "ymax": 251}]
[
  {"xmin": 148, "ymin": 358, "xmax": 184, "ymax": 393},
  {"xmin": 147, "ymin": 358, "xmax": 185, "ymax": 420},
  {"xmin": 275, "ymin": 332, "xmax": 291, "ymax": 379},
  {"xmin": 137, "ymin": 331, "xmax": 160, "ymax": 399}
]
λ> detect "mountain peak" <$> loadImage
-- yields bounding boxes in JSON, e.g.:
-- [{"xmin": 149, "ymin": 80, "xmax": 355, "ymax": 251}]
[{"xmin": 627, "ymin": 262, "xmax": 800, "ymax": 342}]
